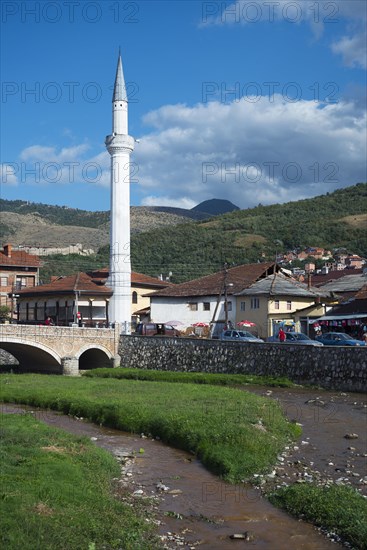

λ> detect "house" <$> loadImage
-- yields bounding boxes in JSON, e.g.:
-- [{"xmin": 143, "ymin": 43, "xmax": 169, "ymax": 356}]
[
  {"xmin": 235, "ymin": 272, "xmax": 330, "ymax": 339},
  {"xmin": 312, "ymin": 284, "xmax": 367, "ymax": 338},
  {"xmin": 313, "ymin": 270, "xmax": 366, "ymax": 302},
  {"xmin": 148, "ymin": 262, "xmax": 279, "ymax": 334},
  {"xmin": 0, "ymin": 244, "xmax": 41, "ymax": 319},
  {"xmin": 345, "ymin": 255, "xmax": 364, "ymax": 270},
  {"xmin": 88, "ymin": 268, "xmax": 172, "ymax": 325},
  {"xmin": 14, "ymin": 268, "xmax": 172, "ymax": 327}
]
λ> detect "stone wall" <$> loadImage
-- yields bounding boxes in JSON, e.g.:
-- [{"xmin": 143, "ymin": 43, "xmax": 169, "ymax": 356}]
[
  {"xmin": 119, "ymin": 336, "xmax": 367, "ymax": 393},
  {"xmin": 0, "ymin": 349, "xmax": 19, "ymax": 366}
]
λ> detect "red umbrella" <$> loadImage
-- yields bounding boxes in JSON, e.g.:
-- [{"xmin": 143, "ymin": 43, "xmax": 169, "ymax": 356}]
[
  {"xmin": 237, "ymin": 320, "xmax": 256, "ymax": 327},
  {"xmin": 192, "ymin": 322, "xmax": 209, "ymax": 327}
]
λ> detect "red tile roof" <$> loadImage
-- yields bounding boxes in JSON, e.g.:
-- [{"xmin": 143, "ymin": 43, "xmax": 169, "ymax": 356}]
[
  {"xmin": 149, "ymin": 262, "xmax": 277, "ymax": 298},
  {"xmin": 16, "ymin": 272, "xmax": 112, "ymax": 297},
  {"xmin": 0, "ymin": 249, "xmax": 41, "ymax": 267},
  {"xmin": 89, "ymin": 268, "xmax": 173, "ymax": 288},
  {"xmin": 354, "ymin": 284, "xmax": 367, "ymax": 300}
]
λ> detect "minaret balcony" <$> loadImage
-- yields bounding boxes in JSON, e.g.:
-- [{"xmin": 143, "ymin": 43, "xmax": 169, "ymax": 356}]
[{"xmin": 105, "ymin": 134, "xmax": 135, "ymax": 154}]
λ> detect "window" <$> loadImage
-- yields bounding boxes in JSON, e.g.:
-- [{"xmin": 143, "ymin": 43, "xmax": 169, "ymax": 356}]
[
  {"xmin": 132, "ymin": 291, "xmax": 138, "ymax": 304},
  {"xmin": 286, "ymin": 300, "xmax": 292, "ymax": 310},
  {"xmin": 0, "ymin": 276, "xmax": 8, "ymax": 287},
  {"xmin": 251, "ymin": 298, "xmax": 260, "ymax": 309},
  {"xmin": 274, "ymin": 300, "xmax": 279, "ymax": 310},
  {"xmin": 227, "ymin": 301, "xmax": 232, "ymax": 311},
  {"xmin": 240, "ymin": 301, "xmax": 246, "ymax": 311},
  {"xmin": 203, "ymin": 302, "xmax": 210, "ymax": 311},
  {"xmin": 188, "ymin": 302, "xmax": 198, "ymax": 311},
  {"xmin": 28, "ymin": 306, "xmax": 35, "ymax": 321},
  {"xmin": 15, "ymin": 277, "xmax": 27, "ymax": 290}
]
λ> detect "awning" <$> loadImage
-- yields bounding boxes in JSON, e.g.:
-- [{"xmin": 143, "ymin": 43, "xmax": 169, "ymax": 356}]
[
  {"xmin": 133, "ymin": 307, "xmax": 150, "ymax": 315},
  {"xmin": 311, "ymin": 313, "xmax": 367, "ymax": 323}
]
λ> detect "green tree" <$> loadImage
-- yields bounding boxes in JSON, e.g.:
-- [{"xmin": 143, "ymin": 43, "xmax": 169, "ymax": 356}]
[{"xmin": 0, "ymin": 306, "xmax": 11, "ymax": 322}]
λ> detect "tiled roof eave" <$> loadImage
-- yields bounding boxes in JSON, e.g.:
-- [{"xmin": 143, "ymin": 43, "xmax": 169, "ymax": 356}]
[
  {"xmin": 0, "ymin": 263, "xmax": 40, "ymax": 268},
  {"xmin": 14, "ymin": 289, "xmax": 112, "ymax": 298},
  {"xmin": 237, "ymin": 288, "xmax": 326, "ymax": 298}
]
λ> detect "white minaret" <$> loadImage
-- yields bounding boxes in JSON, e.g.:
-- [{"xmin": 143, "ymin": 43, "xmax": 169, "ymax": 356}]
[{"xmin": 105, "ymin": 51, "xmax": 135, "ymax": 333}]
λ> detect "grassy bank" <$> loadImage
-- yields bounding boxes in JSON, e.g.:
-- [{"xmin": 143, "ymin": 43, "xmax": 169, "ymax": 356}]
[
  {"xmin": 83, "ymin": 367, "xmax": 295, "ymax": 387},
  {"xmin": 0, "ymin": 414, "xmax": 158, "ymax": 550},
  {"xmin": 0, "ymin": 374, "xmax": 299, "ymax": 483},
  {"xmin": 269, "ymin": 484, "xmax": 367, "ymax": 550}
]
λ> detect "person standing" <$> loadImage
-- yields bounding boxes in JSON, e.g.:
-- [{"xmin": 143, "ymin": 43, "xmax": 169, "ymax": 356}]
[{"xmin": 278, "ymin": 328, "xmax": 286, "ymax": 342}]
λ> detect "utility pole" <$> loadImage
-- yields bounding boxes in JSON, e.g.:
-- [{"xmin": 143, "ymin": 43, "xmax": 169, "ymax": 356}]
[{"xmin": 224, "ymin": 262, "xmax": 229, "ymax": 329}]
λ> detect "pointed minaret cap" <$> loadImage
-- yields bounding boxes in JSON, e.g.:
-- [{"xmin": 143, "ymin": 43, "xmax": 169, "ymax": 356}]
[{"xmin": 113, "ymin": 50, "xmax": 128, "ymax": 102}]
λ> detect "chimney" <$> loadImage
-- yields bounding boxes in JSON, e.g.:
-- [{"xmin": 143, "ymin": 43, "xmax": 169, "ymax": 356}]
[
  {"xmin": 3, "ymin": 244, "xmax": 12, "ymax": 257},
  {"xmin": 307, "ymin": 272, "xmax": 312, "ymax": 289}
]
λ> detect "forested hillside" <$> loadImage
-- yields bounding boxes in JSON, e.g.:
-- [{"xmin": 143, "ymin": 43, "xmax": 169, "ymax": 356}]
[
  {"xmin": 132, "ymin": 183, "xmax": 367, "ymax": 281},
  {"xmin": 0, "ymin": 199, "xmax": 108, "ymax": 228},
  {"xmin": 37, "ymin": 183, "xmax": 367, "ymax": 283}
]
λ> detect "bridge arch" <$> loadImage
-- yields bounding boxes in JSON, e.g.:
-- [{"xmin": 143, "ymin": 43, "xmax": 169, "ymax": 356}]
[
  {"xmin": 0, "ymin": 339, "xmax": 62, "ymax": 374},
  {"xmin": 76, "ymin": 344, "xmax": 114, "ymax": 370}
]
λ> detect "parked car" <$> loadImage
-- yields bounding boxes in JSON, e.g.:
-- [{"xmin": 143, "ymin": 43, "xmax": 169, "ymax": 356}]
[
  {"xmin": 134, "ymin": 323, "xmax": 180, "ymax": 337},
  {"xmin": 220, "ymin": 329, "xmax": 264, "ymax": 343},
  {"xmin": 267, "ymin": 332, "xmax": 324, "ymax": 346},
  {"xmin": 315, "ymin": 332, "xmax": 366, "ymax": 347}
]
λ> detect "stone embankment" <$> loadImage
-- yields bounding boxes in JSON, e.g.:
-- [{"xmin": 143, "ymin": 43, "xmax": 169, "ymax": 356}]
[{"xmin": 119, "ymin": 336, "xmax": 367, "ymax": 393}]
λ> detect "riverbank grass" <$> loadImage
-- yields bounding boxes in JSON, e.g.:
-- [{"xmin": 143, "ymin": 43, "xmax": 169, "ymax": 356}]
[
  {"xmin": 269, "ymin": 483, "xmax": 367, "ymax": 550},
  {"xmin": 83, "ymin": 367, "xmax": 295, "ymax": 387},
  {"xmin": 0, "ymin": 374, "xmax": 300, "ymax": 482},
  {"xmin": 0, "ymin": 414, "xmax": 159, "ymax": 550}
]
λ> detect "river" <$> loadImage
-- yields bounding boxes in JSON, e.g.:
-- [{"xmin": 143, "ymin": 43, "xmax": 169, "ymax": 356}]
[{"xmin": 3, "ymin": 385, "xmax": 366, "ymax": 549}]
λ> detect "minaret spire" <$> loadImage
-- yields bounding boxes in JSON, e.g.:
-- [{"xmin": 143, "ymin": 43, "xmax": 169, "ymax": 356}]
[
  {"xmin": 105, "ymin": 50, "xmax": 135, "ymax": 334},
  {"xmin": 113, "ymin": 51, "xmax": 127, "ymax": 102}
]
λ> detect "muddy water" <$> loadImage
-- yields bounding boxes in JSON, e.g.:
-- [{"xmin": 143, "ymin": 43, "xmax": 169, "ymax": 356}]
[{"xmin": 2, "ymin": 396, "xmax": 347, "ymax": 550}]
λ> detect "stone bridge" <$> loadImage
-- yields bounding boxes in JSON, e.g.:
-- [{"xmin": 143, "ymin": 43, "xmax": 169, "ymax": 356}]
[{"xmin": 0, "ymin": 324, "xmax": 121, "ymax": 375}]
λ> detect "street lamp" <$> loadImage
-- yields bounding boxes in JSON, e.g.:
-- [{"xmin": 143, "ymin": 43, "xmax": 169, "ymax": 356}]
[
  {"xmin": 224, "ymin": 282, "xmax": 234, "ymax": 329},
  {"xmin": 11, "ymin": 293, "xmax": 20, "ymax": 324}
]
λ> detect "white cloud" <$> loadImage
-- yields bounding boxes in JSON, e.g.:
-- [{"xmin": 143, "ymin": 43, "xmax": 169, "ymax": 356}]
[
  {"xmin": 20, "ymin": 143, "xmax": 90, "ymax": 162},
  {"xmin": 331, "ymin": 32, "xmax": 367, "ymax": 69},
  {"xmin": 201, "ymin": 0, "xmax": 367, "ymax": 69},
  {"xmin": 133, "ymin": 96, "xmax": 366, "ymax": 209},
  {"xmin": 14, "ymin": 144, "xmax": 111, "ymax": 188},
  {"xmin": 1, "ymin": 163, "xmax": 19, "ymax": 186},
  {"xmin": 141, "ymin": 196, "xmax": 197, "ymax": 209},
  {"xmin": 6, "ymin": 95, "xmax": 366, "ymax": 210}
]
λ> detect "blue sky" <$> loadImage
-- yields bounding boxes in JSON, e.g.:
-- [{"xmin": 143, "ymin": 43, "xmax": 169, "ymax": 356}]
[{"xmin": 1, "ymin": 0, "xmax": 366, "ymax": 211}]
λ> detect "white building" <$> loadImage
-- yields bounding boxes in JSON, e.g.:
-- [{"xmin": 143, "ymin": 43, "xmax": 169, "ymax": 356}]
[{"xmin": 148, "ymin": 262, "xmax": 278, "ymax": 336}]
